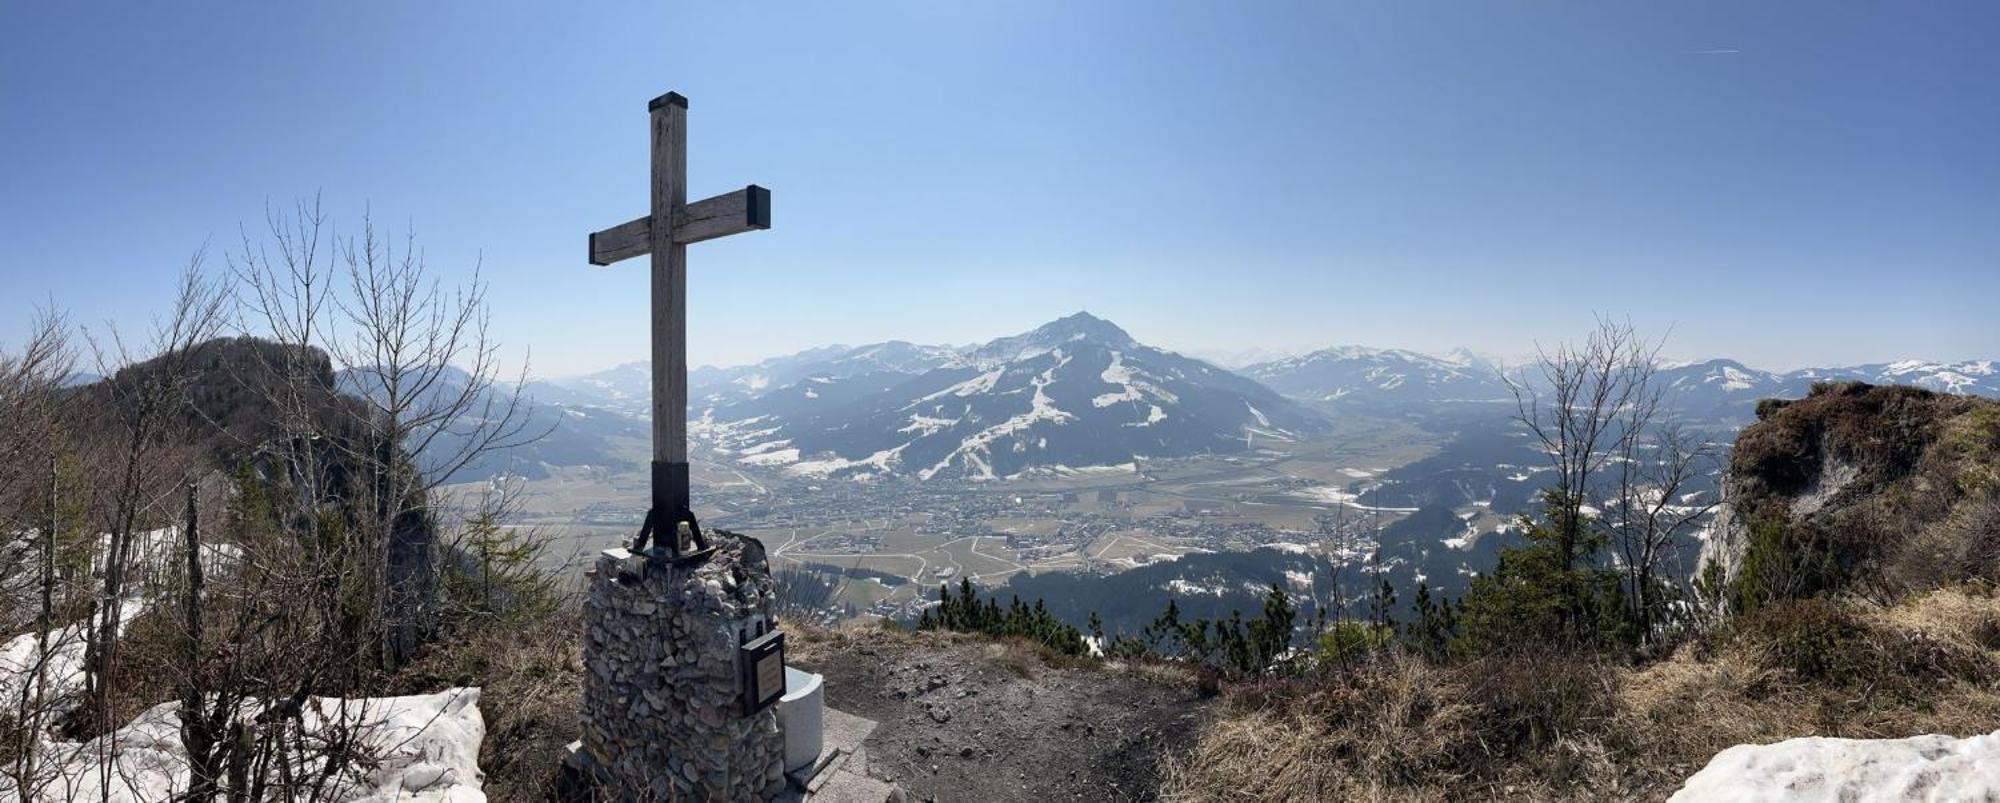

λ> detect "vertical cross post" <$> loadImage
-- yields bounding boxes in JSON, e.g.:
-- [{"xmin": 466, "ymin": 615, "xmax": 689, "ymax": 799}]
[{"xmin": 649, "ymin": 92, "xmax": 695, "ymax": 554}]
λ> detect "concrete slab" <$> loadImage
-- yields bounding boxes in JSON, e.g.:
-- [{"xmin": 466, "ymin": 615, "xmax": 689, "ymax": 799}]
[
  {"xmin": 824, "ymin": 707, "xmax": 879, "ymax": 755},
  {"xmin": 783, "ymin": 706, "xmax": 894, "ymax": 802},
  {"xmin": 811, "ymin": 771, "xmax": 897, "ymax": 803}
]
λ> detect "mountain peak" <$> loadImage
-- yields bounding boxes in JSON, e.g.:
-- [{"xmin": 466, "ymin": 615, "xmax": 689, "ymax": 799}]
[
  {"xmin": 972, "ymin": 313, "xmax": 1137, "ymax": 363},
  {"xmin": 1033, "ymin": 311, "xmax": 1134, "ymax": 346}
]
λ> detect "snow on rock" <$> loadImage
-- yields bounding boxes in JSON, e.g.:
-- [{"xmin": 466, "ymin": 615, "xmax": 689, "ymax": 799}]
[
  {"xmin": 2, "ymin": 688, "xmax": 486, "ymax": 802},
  {"xmin": 1670, "ymin": 730, "xmax": 2000, "ymax": 803}
]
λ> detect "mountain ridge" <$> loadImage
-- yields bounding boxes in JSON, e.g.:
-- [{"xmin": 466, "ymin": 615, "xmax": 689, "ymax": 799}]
[{"xmin": 679, "ymin": 312, "xmax": 1327, "ymax": 480}]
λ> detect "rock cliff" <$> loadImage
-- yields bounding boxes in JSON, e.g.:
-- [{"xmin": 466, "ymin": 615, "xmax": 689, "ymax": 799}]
[{"xmin": 1701, "ymin": 381, "xmax": 2000, "ymax": 602}]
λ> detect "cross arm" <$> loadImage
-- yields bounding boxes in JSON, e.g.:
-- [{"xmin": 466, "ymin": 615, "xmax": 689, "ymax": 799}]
[{"xmin": 588, "ymin": 185, "xmax": 772, "ymax": 266}]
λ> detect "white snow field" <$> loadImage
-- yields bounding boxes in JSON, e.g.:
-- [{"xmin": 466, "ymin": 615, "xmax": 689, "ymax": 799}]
[
  {"xmin": 1671, "ymin": 730, "xmax": 2000, "ymax": 802},
  {"xmin": 1, "ymin": 528, "xmax": 485, "ymax": 801},
  {"xmin": 0, "ymin": 688, "xmax": 486, "ymax": 802}
]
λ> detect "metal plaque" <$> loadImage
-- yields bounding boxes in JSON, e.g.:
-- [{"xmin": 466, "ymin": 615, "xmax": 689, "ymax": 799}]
[{"xmin": 739, "ymin": 630, "xmax": 786, "ymax": 715}]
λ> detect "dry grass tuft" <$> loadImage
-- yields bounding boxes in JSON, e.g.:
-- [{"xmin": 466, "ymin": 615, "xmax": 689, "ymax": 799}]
[
  {"xmin": 1163, "ymin": 587, "xmax": 2000, "ymax": 801},
  {"xmin": 1160, "ymin": 652, "xmax": 1621, "ymax": 801},
  {"xmin": 1877, "ymin": 584, "xmax": 2000, "ymax": 648}
]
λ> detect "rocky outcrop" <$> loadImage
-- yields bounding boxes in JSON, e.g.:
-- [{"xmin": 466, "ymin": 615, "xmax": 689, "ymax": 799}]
[{"xmin": 1700, "ymin": 382, "xmax": 2000, "ymax": 600}]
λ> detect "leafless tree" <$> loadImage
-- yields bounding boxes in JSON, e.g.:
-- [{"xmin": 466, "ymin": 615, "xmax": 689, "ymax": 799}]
[
  {"xmin": 77, "ymin": 259, "xmax": 228, "ymax": 734},
  {"xmin": 1609, "ymin": 417, "xmax": 1719, "ymax": 643},
  {"xmin": 1504, "ymin": 317, "xmax": 1664, "ymax": 575},
  {"xmin": 0, "ymin": 310, "xmax": 80, "ymax": 803},
  {"xmin": 325, "ymin": 215, "xmax": 542, "ymax": 666},
  {"xmin": 0, "ymin": 310, "xmax": 75, "ymax": 533}
]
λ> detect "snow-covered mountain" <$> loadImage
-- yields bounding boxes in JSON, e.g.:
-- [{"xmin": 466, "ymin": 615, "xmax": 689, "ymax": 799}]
[
  {"xmin": 690, "ymin": 341, "xmax": 966, "ymax": 401},
  {"xmin": 1658, "ymin": 359, "xmax": 1999, "ymax": 423},
  {"xmin": 550, "ymin": 361, "xmax": 655, "ymax": 418},
  {"xmin": 695, "ymin": 312, "xmax": 1327, "ymax": 480},
  {"xmin": 1245, "ymin": 346, "xmax": 1997, "ymax": 423},
  {"xmin": 1788, "ymin": 360, "xmax": 1999, "ymax": 397},
  {"xmin": 1241, "ymin": 346, "xmax": 1508, "ymax": 405},
  {"xmin": 1654, "ymin": 359, "xmax": 1794, "ymax": 422},
  {"xmin": 542, "ymin": 333, "xmax": 1996, "ymax": 481},
  {"xmin": 558, "ymin": 342, "xmax": 969, "ymax": 417},
  {"xmin": 338, "ymin": 365, "xmax": 647, "ymax": 483}
]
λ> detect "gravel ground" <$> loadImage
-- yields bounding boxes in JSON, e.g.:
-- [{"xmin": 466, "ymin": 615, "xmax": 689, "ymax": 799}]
[{"xmin": 790, "ymin": 630, "xmax": 1212, "ymax": 802}]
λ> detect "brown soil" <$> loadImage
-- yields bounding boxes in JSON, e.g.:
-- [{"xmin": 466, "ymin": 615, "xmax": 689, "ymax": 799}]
[{"xmin": 790, "ymin": 627, "xmax": 1212, "ymax": 802}]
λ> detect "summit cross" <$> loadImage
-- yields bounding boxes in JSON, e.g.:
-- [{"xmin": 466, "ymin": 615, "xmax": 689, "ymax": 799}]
[{"xmin": 587, "ymin": 90, "xmax": 771, "ymax": 558}]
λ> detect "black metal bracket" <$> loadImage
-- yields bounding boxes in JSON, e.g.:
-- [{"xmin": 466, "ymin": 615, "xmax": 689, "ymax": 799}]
[{"xmin": 631, "ymin": 460, "xmax": 714, "ymax": 563}]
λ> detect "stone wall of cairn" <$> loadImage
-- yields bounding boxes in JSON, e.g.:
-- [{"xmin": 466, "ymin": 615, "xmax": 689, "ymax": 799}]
[{"xmin": 579, "ymin": 533, "xmax": 786, "ymax": 800}]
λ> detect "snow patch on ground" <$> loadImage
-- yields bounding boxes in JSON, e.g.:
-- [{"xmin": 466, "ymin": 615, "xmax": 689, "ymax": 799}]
[
  {"xmin": 1122, "ymin": 404, "xmax": 1168, "ymax": 427},
  {"xmin": 1291, "ymin": 486, "xmax": 1420, "ymax": 514},
  {"xmin": 1165, "ymin": 579, "xmax": 1227, "ymax": 597},
  {"xmin": 787, "ymin": 446, "xmax": 905, "ymax": 478},
  {"xmin": 1092, "ymin": 351, "xmax": 1180, "ymax": 409},
  {"xmin": 1043, "ymin": 462, "xmax": 1138, "ymax": 476},
  {"xmin": 1670, "ymin": 729, "xmax": 2000, "ymax": 803},
  {"xmin": 1, "ymin": 527, "xmax": 482, "ymax": 802},
  {"xmin": 1716, "ymin": 365, "xmax": 1761, "ymax": 392},
  {"xmin": 920, "ymin": 369, "xmax": 1075, "ymax": 481},
  {"xmin": 899, "ymin": 414, "xmax": 959, "ymax": 437},
  {"xmin": 910, "ymin": 368, "xmax": 1005, "ymax": 407},
  {"xmin": 1, "ymin": 689, "xmax": 486, "ymax": 802},
  {"xmin": 739, "ymin": 447, "xmax": 802, "ymax": 466},
  {"xmin": 0, "ymin": 598, "xmax": 144, "ymax": 725},
  {"xmin": 1244, "ymin": 402, "xmax": 1272, "ymax": 428}
]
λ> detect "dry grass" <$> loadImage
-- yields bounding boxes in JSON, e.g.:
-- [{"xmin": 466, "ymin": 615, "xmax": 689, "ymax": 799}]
[
  {"xmin": 1160, "ymin": 653, "xmax": 1623, "ymax": 801},
  {"xmin": 389, "ymin": 608, "xmax": 585, "ymax": 803},
  {"xmin": 1161, "ymin": 588, "xmax": 2000, "ymax": 802}
]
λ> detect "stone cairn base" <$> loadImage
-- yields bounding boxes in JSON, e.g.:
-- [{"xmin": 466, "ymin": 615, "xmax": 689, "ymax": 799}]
[{"xmin": 572, "ymin": 532, "xmax": 786, "ymax": 801}]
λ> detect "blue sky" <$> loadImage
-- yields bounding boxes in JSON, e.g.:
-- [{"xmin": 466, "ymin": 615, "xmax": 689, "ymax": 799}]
[{"xmin": 2, "ymin": 2, "xmax": 1995, "ymax": 376}]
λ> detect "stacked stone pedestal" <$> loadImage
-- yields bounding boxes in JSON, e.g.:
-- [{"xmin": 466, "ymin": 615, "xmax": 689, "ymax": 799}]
[{"xmin": 578, "ymin": 533, "xmax": 787, "ymax": 800}]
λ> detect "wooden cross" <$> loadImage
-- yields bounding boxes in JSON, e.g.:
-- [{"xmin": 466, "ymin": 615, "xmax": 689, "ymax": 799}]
[{"xmin": 588, "ymin": 91, "xmax": 771, "ymax": 559}]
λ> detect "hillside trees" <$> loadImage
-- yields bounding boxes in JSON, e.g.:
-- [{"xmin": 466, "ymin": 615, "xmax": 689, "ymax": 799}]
[{"xmin": 917, "ymin": 579, "xmax": 1089, "ymax": 657}]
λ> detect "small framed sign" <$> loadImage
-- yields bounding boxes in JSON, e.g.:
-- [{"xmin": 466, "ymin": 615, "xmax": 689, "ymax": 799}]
[{"xmin": 739, "ymin": 630, "xmax": 786, "ymax": 715}]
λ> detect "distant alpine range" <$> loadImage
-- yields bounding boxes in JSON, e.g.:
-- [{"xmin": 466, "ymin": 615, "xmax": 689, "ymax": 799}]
[
  {"xmin": 1241, "ymin": 347, "xmax": 2000, "ymax": 420},
  {"xmin": 519, "ymin": 312, "xmax": 1996, "ymax": 482}
]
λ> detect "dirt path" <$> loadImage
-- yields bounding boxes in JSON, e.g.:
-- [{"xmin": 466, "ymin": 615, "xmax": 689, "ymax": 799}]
[{"xmin": 791, "ymin": 630, "xmax": 1212, "ymax": 802}]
